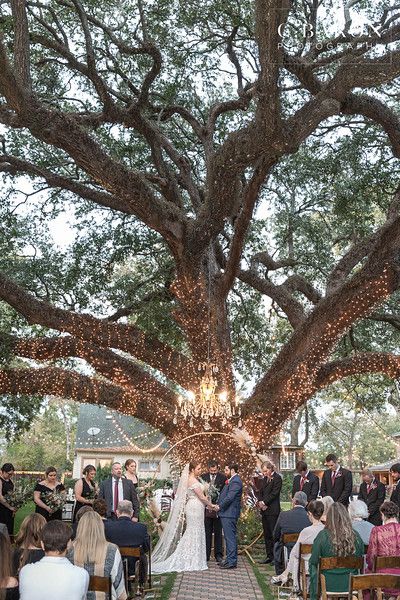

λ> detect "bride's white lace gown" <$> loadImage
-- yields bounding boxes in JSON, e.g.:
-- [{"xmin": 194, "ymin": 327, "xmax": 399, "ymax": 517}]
[{"xmin": 151, "ymin": 481, "xmax": 208, "ymax": 573}]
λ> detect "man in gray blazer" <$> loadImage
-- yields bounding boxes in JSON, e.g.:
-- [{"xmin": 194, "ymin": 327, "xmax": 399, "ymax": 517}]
[{"xmin": 99, "ymin": 462, "xmax": 140, "ymax": 519}]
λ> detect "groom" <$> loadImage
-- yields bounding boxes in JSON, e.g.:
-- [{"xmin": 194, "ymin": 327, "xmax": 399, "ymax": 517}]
[{"xmin": 215, "ymin": 463, "xmax": 243, "ymax": 569}]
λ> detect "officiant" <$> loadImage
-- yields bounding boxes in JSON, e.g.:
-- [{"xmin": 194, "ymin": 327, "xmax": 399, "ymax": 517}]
[{"xmin": 202, "ymin": 460, "xmax": 225, "ymax": 563}]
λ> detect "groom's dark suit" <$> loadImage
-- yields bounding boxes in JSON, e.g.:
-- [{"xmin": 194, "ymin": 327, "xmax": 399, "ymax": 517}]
[
  {"xmin": 218, "ymin": 473, "xmax": 243, "ymax": 567},
  {"xmin": 201, "ymin": 471, "xmax": 226, "ymax": 561}
]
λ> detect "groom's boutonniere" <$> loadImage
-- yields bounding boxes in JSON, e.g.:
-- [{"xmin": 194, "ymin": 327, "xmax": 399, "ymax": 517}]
[
  {"xmin": 370, "ymin": 483, "xmax": 377, "ymax": 490},
  {"xmin": 225, "ymin": 479, "xmax": 229, "ymax": 485},
  {"xmin": 335, "ymin": 472, "xmax": 342, "ymax": 478}
]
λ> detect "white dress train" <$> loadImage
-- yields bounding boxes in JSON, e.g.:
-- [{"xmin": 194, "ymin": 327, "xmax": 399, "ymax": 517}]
[{"xmin": 151, "ymin": 481, "xmax": 208, "ymax": 573}]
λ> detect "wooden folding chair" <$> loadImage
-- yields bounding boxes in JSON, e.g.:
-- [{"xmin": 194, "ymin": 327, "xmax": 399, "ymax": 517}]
[
  {"xmin": 374, "ymin": 556, "xmax": 400, "ymax": 572},
  {"xmin": 282, "ymin": 533, "xmax": 300, "ymax": 569},
  {"xmin": 298, "ymin": 543, "xmax": 313, "ymax": 600},
  {"xmin": 119, "ymin": 546, "xmax": 141, "ymax": 595},
  {"xmin": 348, "ymin": 573, "xmax": 400, "ymax": 600},
  {"xmin": 119, "ymin": 544, "xmax": 153, "ymax": 596},
  {"xmin": 319, "ymin": 556, "xmax": 364, "ymax": 600},
  {"xmin": 88, "ymin": 575, "xmax": 112, "ymax": 596}
]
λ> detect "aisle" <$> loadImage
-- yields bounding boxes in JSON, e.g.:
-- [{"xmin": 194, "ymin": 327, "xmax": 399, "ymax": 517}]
[{"xmin": 168, "ymin": 557, "xmax": 265, "ymax": 600}]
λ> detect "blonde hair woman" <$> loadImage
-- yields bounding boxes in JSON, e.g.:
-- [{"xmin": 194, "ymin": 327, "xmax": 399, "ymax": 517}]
[
  {"xmin": 13, "ymin": 513, "xmax": 46, "ymax": 573},
  {"xmin": 68, "ymin": 511, "xmax": 127, "ymax": 600},
  {"xmin": 308, "ymin": 503, "xmax": 364, "ymax": 600}
]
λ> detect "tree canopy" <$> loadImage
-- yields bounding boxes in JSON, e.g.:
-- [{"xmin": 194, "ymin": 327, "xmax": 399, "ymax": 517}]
[{"xmin": 0, "ymin": 0, "xmax": 400, "ymax": 463}]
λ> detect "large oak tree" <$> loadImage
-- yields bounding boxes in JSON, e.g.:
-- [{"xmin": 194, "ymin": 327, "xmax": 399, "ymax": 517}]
[{"xmin": 0, "ymin": 0, "xmax": 400, "ymax": 463}]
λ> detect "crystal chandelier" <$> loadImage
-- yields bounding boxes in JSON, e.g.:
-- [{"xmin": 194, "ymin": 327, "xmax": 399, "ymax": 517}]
[{"xmin": 174, "ymin": 362, "xmax": 242, "ymax": 430}]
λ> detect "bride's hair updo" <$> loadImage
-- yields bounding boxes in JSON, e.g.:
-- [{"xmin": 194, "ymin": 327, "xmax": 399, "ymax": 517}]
[{"xmin": 189, "ymin": 462, "xmax": 201, "ymax": 472}]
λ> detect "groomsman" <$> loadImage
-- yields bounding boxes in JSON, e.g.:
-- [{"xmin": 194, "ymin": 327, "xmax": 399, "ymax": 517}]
[
  {"xmin": 389, "ymin": 463, "xmax": 400, "ymax": 509},
  {"xmin": 258, "ymin": 460, "xmax": 282, "ymax": 565},
  {"xmin": 320, "ymin": 453, "xmax": 353, "ymax": 506},
  {"xmin": 357, "ymin": 469, "xmax": 386, "ymax": 526},
  {"xmin": 291, "ymin": 461, "xmax": 319, "ymax": 504},
  {"xmin": 201, "ymin": 460, "xmax": 225, "ymax": 563}
]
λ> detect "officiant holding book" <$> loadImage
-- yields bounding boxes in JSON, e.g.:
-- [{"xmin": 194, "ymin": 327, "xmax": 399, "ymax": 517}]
[{"xmin": 201, "ymin": 460, "xmax": 226, "ymax": 563}]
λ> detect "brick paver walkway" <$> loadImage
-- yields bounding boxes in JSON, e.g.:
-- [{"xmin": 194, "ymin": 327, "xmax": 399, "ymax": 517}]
[{"xmin": 168, "ymin": 557, "xmax": 265, "ymax": 600}]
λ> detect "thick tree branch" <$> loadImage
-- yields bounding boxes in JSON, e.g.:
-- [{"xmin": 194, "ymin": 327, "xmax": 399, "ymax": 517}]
[
  {"xmin": 2, "ymin": 333, "xmax": 177, "ymax": 409},
  {"xmin": 0, "ymin": 367, "xmax": 175, "ymax": 434},
  {"xmin": 238, "ymin": 269, "xmax": 306, "ymax": 327},
  {"xmin": 0, "ymin": 155, "xmax": 141, "ymax": 214},
  {"xmin": 0, "ymin": 272, "xmax": 196, "ymax": 387},
  {"xmin": 316, "ymin": 353, "xmax": 400, "ymax": 388},
  {"xmin": 11, "ymin": 0, "xmax": 32, "ymax": 91},
  {"xmin": 248, "ymin": 212, "xmax": 400, "ymax": 415}
]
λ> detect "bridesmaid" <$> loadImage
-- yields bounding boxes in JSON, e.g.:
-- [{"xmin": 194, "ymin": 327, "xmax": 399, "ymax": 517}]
[
  {"xmin": 124, "ymin": 459, "xmax": 139, "ymax": 489},
  {"xmin": 73, "ymin": 465, "xmax": 98, "ymax": 521},
  {"xmin": 0, "ymin": 464, "xmax": 16, "ymax": 536},
  {"xmin": 33, "ymin": 467, "xmax": 66, "ymax": 521}
]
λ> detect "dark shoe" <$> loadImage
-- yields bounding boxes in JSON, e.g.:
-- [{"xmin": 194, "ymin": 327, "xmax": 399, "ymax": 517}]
[
  {"xmin": 216, "ymin": 556, "xmax": 224, "ymax": 563},
  {"xmin": 219, "ymin": 563, "xmax": 237, "ymax": 569},
  {"xmin": 259, "ymin": 558, "xmax": 274, "ymax": 564}
]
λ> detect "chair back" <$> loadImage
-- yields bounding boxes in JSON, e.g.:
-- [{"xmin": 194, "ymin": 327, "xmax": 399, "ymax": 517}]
[
  {"xmin": 299, "ymin": 543, "xmax": 313, "ymax": 600},
  {"xmin": 119, "ymin": 546, "xmax": 141, "ymax": 558},
  {"xmin": 88, "ymin": 575, "xmax": 112, "ymax": 595},
  {"xmin": 319, "ymin": 556, "xmax": 363, "ymax": 600},
  {"xmin": 283, "ymin": 533, "xmax": 300, "ymax": 544},
  {"xmin": 374, "ymin": 555, "xmax": 400, "ymax": 571},
  {"xmin": 300, "ymin": 543, "xmax": 313, "ymax": 555},
  {"xmin": 320, "ymin": 556, "xmax": 364, "ymax": 570},
  {"xmin": 349, "ymin": 573, "xmax": 400, "ymax": 600}
]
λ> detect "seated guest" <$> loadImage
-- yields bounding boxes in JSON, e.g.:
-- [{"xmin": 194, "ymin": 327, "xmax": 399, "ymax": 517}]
[
  {"xmin": 13, "ymin": 513, "xmax": 46, "ymax": 574},
  {"xmin": 105, "ymin": 500, "xmax": 150, "ymax": 586},
  {"xmin": 0, "ymin": 532, "xmax": 19, "ymax": 599},
  {"xmin": 68, "ymin": 511, "xmax": 127, "ymax": 600},
  {"xmin": 357, "ymin": 469, "xmax": 385, "ymax": 525},
  {"xmin": 348, "ymin": 499, "xmax": 374, "ymax": 544},
  {"xmin": 320, "ymin": 496, "xmax": 334, "ymax": 524},
  {"xmin": 271, "ymin": 499, "xmax": 325, "ymax": 588},
  {"xmin": 19, "ymin": 520, "xmax": 88, "ymax": 600},
  {"xmin": 273, "ymin": 491, "xmax": 311, "ymax": 575},
  {"xmin": 366, "ymin": 501, "xmax": 400, "ymax": 596},
  {"xmin": 71, "ymin": 505, "xmax": 93, "ymax": 540},
  {"xmin": 93, "ymin": 498, "xmax": 108, "ymax": 521},
  {"xmin": 309, "ymin": 503, "xmax": 364, "ymax": 600}
]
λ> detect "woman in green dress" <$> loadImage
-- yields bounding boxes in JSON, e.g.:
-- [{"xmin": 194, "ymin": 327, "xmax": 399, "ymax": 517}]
[{"xmin": 309, "ymin": 502, "xmax": 364, "ymax": 600}]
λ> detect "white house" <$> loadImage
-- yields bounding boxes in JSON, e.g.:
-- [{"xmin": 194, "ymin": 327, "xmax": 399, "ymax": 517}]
[{"xmin": 73, "ymin": 404, "xmax": 170, "ymax": 480}]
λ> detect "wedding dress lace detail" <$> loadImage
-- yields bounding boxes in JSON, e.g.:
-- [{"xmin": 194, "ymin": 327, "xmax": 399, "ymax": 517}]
[{"xmin": 152, "ymin": 481, "xmax": 208, "ymax": 573}]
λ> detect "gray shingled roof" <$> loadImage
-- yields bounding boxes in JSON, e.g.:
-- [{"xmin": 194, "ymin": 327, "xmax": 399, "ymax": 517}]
[{"xmin": 75, "ymin": 404, "xmax": 168, "ymax": 450}]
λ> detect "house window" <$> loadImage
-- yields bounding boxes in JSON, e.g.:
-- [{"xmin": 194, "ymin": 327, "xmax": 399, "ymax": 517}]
[
  {"xmin": 98, "ymin": 458, "xmax": 113, "ymax": 468},
  {"xmin": 280, "ymin": 451, "xmax": 296, "ymax": 470},
  {"xmin": 139, "ymin": 460, "xmax": 160, "ymax": 472}
]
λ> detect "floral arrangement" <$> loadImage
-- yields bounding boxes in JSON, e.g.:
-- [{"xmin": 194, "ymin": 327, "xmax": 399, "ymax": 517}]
[
  {"xmin": 86, "ymin": 488, "xmax": 98, "ymax": 501},
  {"xmin": 5, "ymin": 481, "xmax": 34, "ymax": 510},
  {"xmin": 5, "ymin": 489, "xmax": 28, "ymax": 510},
  {"xmin": 42, "ymin": 490, "xmax": 65, "ymax": 512}
]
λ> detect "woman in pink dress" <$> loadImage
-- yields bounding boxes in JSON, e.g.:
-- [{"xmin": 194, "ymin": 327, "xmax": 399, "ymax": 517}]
[{"xmin": 366, "ymin": 501, "xmax": 400, "ymax": 595}]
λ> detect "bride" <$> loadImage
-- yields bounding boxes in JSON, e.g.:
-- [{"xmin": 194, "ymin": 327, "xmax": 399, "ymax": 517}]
[{"xmin": 151, "ymin": 462, "xmax": 217, "ymax": 573}]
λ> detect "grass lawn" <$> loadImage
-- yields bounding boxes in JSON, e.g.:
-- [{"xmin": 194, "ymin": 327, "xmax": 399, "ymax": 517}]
[
  {"xmin": 14, "ymin": 501, "xmax": 36, "ymax": 535},
  {"xmin": 251, "ymin": 562, "xmax": 275, "ymax": 600}
]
